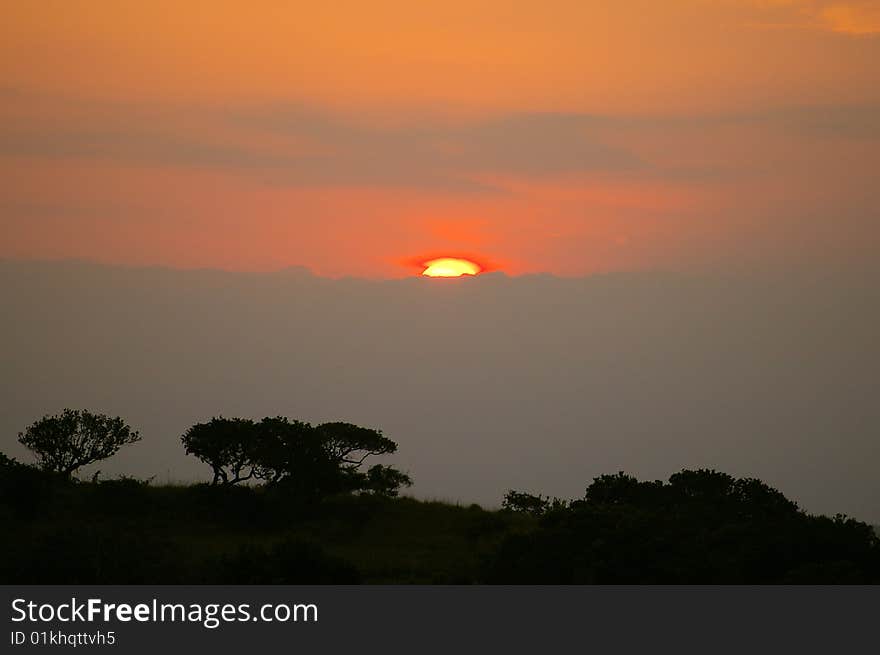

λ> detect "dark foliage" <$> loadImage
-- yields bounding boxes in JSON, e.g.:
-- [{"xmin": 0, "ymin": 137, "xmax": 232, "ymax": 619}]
[
  {"xmin": 362, "ymin": 464, "xmax": 413, "ymax": 497},
  {"xmin": 215, "ymin": 539, "xmax": 361, "ymax": 584},
  {"xmin": 484, "ymin": 470, "xmax": 880, "ymax": 583},
  {"xmin": 0, "ymin": 453, "xmax": 66, "ymax": 520},
  {"xmin": 5, "ymin": 425, "xmax": 878, "ymax": 584},
  {"xmin": 181, "ymin": 417, "xmax": 258, "ymax": 485},
  {"xmin": 18, "ymin": 409, "xmax": 141, "ymax": 478},
  {"xmin": 502, "ymin": 490, "xmax": 568, "ymax": 516},
  {"xmin": 0, "ymin": 525, "xmax": 184, "ymax": 584},
  {"xmin": 181, "ymin": 416, "xmax": 412, "ymax": 501},
  {"xmin": 88, "ymin": 475, "xmax": 156, "ymax": 514}
]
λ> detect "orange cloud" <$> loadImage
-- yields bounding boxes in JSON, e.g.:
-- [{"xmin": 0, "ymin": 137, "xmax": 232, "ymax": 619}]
[
  {"xmin": 2, "ymin": 2, "xmax": 879, "ymax": 277},
  {"xmin": 821, "ymin": 2, "xmax": 880, "ymax": 33},
  {"xmin": 742, "ymin": 0, "xmax": 880, "ymax": 34}
]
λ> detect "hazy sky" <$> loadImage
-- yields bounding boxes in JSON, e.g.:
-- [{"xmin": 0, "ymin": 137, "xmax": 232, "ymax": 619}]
[
  {"xmin": 1, "ymin": 261, "xmax": 878, "ymax": 521},
  {"xmin": 2, "ymin": 1, "xmax": 879, "ymax": 276},
  {"xmin": 1, "ymin": 5, "xmax": 877, "ymax": 520}
]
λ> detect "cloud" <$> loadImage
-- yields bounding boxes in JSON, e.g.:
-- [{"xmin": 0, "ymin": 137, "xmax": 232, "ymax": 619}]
[
  {"xmin": 743, "ymin": 0, "xmax": 880, "ymax": 34},
  {"xmin": 2, "ymin": 87, "xmax": 877, "ymax": 199},
  {"xmin": 820, "ymin": 2, "xmax": 880, "ymax": 33},
  {"xmin": 677, "ymin": 103, "xmax": 880, "ymax": 138},
  {"xmin": 225, "ymin": 108, "xmax": 644, "ymax": 188},
  {"xmin": 0, "ymin": 95, "xmax": 643, "ymax": 192},
  {"xmin": 759, "ymin": 104, "xmax": 880, "ymax": 137}
]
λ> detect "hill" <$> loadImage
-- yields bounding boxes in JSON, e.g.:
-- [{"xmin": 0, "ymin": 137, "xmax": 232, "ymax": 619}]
[
  {"xmin": 0, "ymin": 476, "xmax": 530, "ymax": 584},
  {"xmin": 2, "ymin": 468, "xmax": 879, "ymax": 584}
]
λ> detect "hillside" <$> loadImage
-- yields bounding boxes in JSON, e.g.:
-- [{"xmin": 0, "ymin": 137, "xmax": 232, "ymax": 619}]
[
  {"xmin": 3, "ymin": 469, "xmax": 879, "ymax": 584},
  {"xmin": 0, "ymin": 478, "xmax": 530, "ymax": 584}
]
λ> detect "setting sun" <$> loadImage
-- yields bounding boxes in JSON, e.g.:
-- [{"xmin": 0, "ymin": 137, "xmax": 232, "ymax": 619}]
[{"xmin": 421, "ymin": 258, "xmax": 482, "ymax": 278}]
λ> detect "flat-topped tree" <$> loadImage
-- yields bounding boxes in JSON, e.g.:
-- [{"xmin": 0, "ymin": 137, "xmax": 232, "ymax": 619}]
[
  {"xmin": 316, "ymin": 422, "xmax": 398, "ymax": 468},
  {"xmin": 180, "ymin": 416, "xmax": 412, "ymax": 499},
  {"xmin": 254, "ymin": 420, "xmax": 411, "ymax": 497},
  {"xmin": 18, "ymin": 409, "xmax": 141, "ymax": 478},
  {"xmin": 181, "ymin": 417, "xmax": 258, "ymax": 485},
  {"xmin": 250, "ymin": 416, "xmax": 316, "ymax": 485},
  {"xmin": 315, "ymin": 422, "xmax": 411, "ymax": 496}
]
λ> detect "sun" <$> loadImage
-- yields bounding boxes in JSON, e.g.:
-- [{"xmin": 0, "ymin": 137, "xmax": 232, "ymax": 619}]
[{"xmin": 421, "ymin": 257, "xmax": 482, "ymax": 277}]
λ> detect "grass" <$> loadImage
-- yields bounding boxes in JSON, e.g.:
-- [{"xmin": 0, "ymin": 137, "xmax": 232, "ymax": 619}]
[
  {"xmin": 4, "ymin": 473, "xmax": 879, "ymax": 583},
  {"xmin": 0, "ymin": 480, "xmax": 534, "ymax": 584}
]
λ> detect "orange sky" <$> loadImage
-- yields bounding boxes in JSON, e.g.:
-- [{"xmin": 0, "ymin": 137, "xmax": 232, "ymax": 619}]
[{"xmin": 2, "ymin": 1, "xmax": 878, "ymax": 276}]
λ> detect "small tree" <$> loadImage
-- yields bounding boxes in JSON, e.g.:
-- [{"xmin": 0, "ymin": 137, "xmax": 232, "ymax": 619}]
[
  {"xmin": 502, "ymin": 490, "xmax": 567, "ymax": 516},
  {"xmin": 181, "ymin": 417, "xmax": 258, "ymax": 485},
  {"xmin": 18, "ymin": 409, "xmax": 141, "ymax": 478},
  {"xmin": 362, "ymin": 464, "xmax": 413, "ymax": 497}
]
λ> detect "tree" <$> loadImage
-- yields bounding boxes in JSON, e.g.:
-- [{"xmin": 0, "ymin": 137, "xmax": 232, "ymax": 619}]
[
  {"xmin": 180, "ymin": 416, "xmax": 412, "ymax": 499},
  {"xmin": 252, "ymin": 419, "xmax": 411, "ymax": 499},
  {"xmin": 315, "ymin": 421, "xmax": 405, "ymax": 493},
  {"xmin": 317, "ymin": 422, "xmax": 399, "ymax": 467},
  {"xmin": 502, "ymin": 490, "xmax": 567, "ymax": 516},
  {"xmin": 181, "ymin": 417, "xmax": 258, "ymax": 485},
  {"xmin": 18, "ymin": 409, "xmax": 141, "ymax": 478},
  {"xmin": 250, "ymin": 416, "xmax": 319, "ymax": 486},
  {"xmin": 585, "ymin": 471, "xmax": 662, "ymax": 506},
  {"xmin": 362, "ymin": 464, "xmax": 413, "ymax": 497}
]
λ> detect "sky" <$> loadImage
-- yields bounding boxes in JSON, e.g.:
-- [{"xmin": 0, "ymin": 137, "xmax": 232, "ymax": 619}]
[
  {"xmin": 1, "ymin": 4, "xmax": 878, "ymax": 519},
  {"xmin": 2, "ymin": 261, "xmax": 878, "ymax": 520},
  {"xmin": 2, "ymin": 1, "xmax": 879, "ymax": 277}
]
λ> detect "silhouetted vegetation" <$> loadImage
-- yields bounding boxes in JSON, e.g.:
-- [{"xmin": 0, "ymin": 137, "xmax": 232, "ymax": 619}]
[
  {"xmin": 181, "ymin": 417, "xmax": 257, "ymax": 485},
  {"xmin": 2, "ymin": 410, "xmax": 879, "ymax": 583},
  {"xmin": 486, "ymin": 470, "xmax": 880, "ymax": 583},
  {"xmin": 18, "ymin": 409, "xmax": 140, "ymax": 478},
  {"xmin": 216, "ymin": 540, "xmax": 361, "ymax": 584},
  {"xmin": 181, "ymin": 416, "xmax": 412, "ymax": 500},
  {"xmin": 0, "ymin": 451, "xmax": 64, "ymax": 521},
  {"xmin": 502, "ymin": 490, "xmax": 568, "ymax": 516},
  {"xmin": 0, "ymin": 467, "xmax": 517, "ymax": 583}
]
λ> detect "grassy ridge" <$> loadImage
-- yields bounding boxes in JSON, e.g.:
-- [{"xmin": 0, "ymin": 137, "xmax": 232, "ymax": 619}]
[
  {"xmin": 3, "ymin": 470, "xmax": 879, "ymax": 583},
  {"xmin": 0, "ymin": 478, "xmax": 531, "ymax": 584}
]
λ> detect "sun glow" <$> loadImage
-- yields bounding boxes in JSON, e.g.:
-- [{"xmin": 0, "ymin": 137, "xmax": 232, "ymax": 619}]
[{"xmin": 421, "ymin": 257, "xmax": 482, "ymax": 277}]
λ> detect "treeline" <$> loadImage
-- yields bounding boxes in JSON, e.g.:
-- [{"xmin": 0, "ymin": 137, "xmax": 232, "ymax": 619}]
[
  {"xmin": 10, "ymin": 409, "xmax": 412, "ymax": 499},
  {"xmin": 2, "ymin": 409, "xmax": 880, "ymax": 583},
  {"xmin": 494, "ymin": 472, "xmax": 880, "ymax": 583}
]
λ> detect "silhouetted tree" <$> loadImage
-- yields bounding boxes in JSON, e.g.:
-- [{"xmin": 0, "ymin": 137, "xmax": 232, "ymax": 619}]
[
  {"xmin": 362, "ymin": 464, "xmax": 413, "ymax": 497},
  {"xmin": 180, "ymin": 416, "xmax": 412, "ymax": 499},
  {"xmin": 18, "ymin": 409, "xmax": 140, "ymax": 478},
  {"xmin": 250, "ymin": 416, "xmax": 320, "ymax": 486},
  {"xmin": 584, "ymin": 471, "xmax": 664, "ymax": 506},
  {"xmin": 502, "ymin": 490, "xmax": 567, "ymax": 516},
  {"xmin": 181, "ymin": 417, "xmax": 258, "ymax": 485},
  {"xmin": 317, "ymin": 422, "xmax": 399, "ymax": 467},
  {"xmin": 251, "ymin": 419, "xmax": 411, "ymax": 499},
  {"xmin": 314, "ymin": 421, "xmax": 410, "ymax": 495}
]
